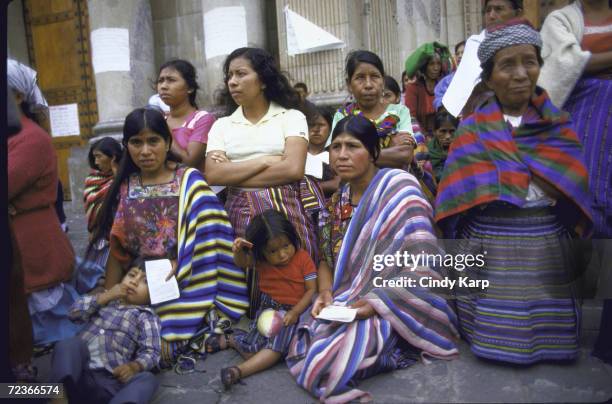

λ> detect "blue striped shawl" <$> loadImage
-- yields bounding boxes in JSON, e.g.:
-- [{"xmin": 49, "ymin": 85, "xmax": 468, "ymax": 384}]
[
  {"xmin": 155, "ymin": 168, "xmax": 248, "ymax": 341},
  {"xmin": 287, "ymin": 168, "xmax": 459, "ymax": 403}
]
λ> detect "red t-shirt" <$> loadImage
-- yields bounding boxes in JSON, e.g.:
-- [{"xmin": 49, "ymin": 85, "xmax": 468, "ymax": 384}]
[{"xmin": 258, "ymin": 249, "xmax": 317, "ymax": 305}]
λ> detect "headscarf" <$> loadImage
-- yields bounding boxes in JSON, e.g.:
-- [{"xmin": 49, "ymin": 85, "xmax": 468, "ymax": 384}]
[
  {"xmin": 7, "ymin": 59, "xmax": 48, "ymax": 115},
  {"xmin": 478, "ymin": 18, "xmax": 542, "ymax": 66}
]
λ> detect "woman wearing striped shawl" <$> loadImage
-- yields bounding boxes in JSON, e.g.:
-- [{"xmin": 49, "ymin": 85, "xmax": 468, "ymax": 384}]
[
  {"xmin": 287, "ymin": 115, "xmax": 459, "ymax": 403},
  {"xmin": 435, "ymin": 19, "xmax": 593, "ymax": 364},
  {"xmin": 77, "ymin": 138, "xmax": 122, "ymax": 293},
  {"xmin": 91, "ymin": 107, "xmax": 248, "ymax": 364}
]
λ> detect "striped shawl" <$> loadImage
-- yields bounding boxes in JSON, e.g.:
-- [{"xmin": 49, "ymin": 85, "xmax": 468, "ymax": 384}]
[
  {"xmin": 287, "ymin": 168, "xmax": 459, "ymax": 403},
  {"xmin": 83, "ymin": 169, "xmax": 114, "ymax": 232},
  {"xmin": 434, "ymin": 87, "xmax": 592, "ymax": 237},
  {"xmin": 155, "ymin": 168, "xmax": 248, "ymax": 341}
]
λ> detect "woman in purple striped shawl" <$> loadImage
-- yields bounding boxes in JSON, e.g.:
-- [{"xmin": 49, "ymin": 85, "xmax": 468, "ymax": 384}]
[{"xmin": 286, "ymin": 115, "xmax": 459, "ymax": 403}]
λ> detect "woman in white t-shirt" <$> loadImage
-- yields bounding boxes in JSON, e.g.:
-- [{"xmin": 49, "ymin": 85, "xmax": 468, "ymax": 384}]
[{"xmin": 205, "ymin": 48, "xmax": 323, "ymax": 303}]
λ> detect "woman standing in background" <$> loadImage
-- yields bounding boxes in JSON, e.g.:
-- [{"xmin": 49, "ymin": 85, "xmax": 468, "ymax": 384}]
[{"xmin": 158, "ymin": 59, "xmax": 216, "ymax": 172}]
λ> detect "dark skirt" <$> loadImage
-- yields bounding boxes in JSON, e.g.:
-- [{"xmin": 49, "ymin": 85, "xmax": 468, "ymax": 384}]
[{"xmin": 454, "ymin": 207, "xmax": 580, "ymax": 364}]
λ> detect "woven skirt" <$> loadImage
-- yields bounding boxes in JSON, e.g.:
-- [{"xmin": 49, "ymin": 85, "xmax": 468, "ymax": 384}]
[
  {"xmin": 225, "ymin": 183, "xmax": 319, "ymax": 262},
  {"xmin": 454, "ymin": 208, "xmax": 580, "ymax": 364},
  {"xmin": 233, "ymin": 293, "xmax": 298, "ymax": 356}
]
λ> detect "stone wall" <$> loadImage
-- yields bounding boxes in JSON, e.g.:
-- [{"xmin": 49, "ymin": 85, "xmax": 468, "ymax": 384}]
[
  {"xmin": 150, "ymin": 0, "xmax": 207, "ymax": 105},
  {"xmin": 275, "ymin": 0, "xmax": 484, "ymax": 105}
]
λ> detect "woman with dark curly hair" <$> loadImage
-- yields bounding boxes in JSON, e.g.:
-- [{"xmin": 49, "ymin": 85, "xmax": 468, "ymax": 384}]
[{"xmin": 205, "ymin": 47, "xmax": 324, "ymax": 319}]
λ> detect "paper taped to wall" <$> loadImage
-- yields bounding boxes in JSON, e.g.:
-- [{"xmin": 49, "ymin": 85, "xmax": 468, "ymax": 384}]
[
  {"xmin": 91, "ymin": 28, "xmax": 130, "ymax": 73},
  {"xmin": 284, "ymin": 6, "xmax": 344, "ymax": 56},
  {"xmin": 204, "ymin": 7, "xmax": 248, "ymax": 60}
]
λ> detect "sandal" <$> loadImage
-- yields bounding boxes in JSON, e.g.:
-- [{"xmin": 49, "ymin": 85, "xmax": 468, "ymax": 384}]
[
  {"xmin": 205, "ymin": 333, "xmax": 230, "ymax": 353},
  {"xmin": 220, "ymin": 366, "xmax": 242, "ymax": 390}
]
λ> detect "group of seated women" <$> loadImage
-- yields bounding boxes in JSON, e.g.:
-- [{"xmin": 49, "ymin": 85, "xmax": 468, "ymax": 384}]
[{"xmin": 10, "ymin": 16, "xmax": 605, "ymax": 403}]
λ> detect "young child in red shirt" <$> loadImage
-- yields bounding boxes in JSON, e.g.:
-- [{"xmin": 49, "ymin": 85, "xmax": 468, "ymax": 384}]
[{"xmin": 209, "ymin": 209, "xmax": 317, "ymax": 390}]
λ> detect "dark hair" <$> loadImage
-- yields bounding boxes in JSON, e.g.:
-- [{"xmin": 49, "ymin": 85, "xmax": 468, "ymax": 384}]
[
  {"xmin": 345, "ymin": 50, "xmax": 385, "ymax": 82},
  {"xmin": 129, "ymin": 256, "xmax": 146, "ymax": 272},
  {"xmin": 16, "ymin": 100, "xmax": 39, "ymax": 123},
  {"xmin": 90, "ymin": 107, "xmax": 180, "ymax": 247},
  {"xmin": 384, "ymin": 75, "xmax": 401, "ymax": 97},
  {"xmin": 304, "ymin": 102, "xmax": 335, "ymax": 128},
  {"xmin": 294, "ymin": 82, "xmax": 308, "ymax": 93},
  {"xmin": 454, "ymin": 40, "xmax": 466, "ymax": 54},
  {"xmin": 158, "ymin": 59, "xmax": 200, "ymax": 108},
  {"xmin": 484, "ymin": 0, "xmax": 523, "ymax": 10},
  {"xmin": 418, "ymin": 52, "xmax": 444, "ymax": 78},
  {"xmin": 219, "ymin": 47, "xmax": 301, "ymax": 116},
  {"xmin": 88, "ymin": 137, "xmax": 123, "ymax": 170},
  {"xmin": 330, "ymin": 115, "xmax": 380, "ymax": 161},
  {"xmin": 481, "ymin": 45, "xmax": 543, "ymax": 81},
  {"xmin": 434, "ymin": 110, "xmax": 459, "ymax": 131},
  {"xmin": 245, "ymin": 210, "xmax": 301, "ymax": 263}
]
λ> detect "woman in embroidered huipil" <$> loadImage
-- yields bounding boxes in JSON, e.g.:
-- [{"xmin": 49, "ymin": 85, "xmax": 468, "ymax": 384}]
[
  {"xmin": 287, "ymin": 115, "xmax": 459, "ymax": 403},
  {"xmin": 91, "ymin": 107, "xmax": 248, "ymax": 364}
]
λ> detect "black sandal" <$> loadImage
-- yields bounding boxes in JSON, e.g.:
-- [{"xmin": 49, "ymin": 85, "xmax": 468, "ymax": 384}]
[
  {"xmin": 205, "ymin": 333, "xmax": 230, "ymax": 353},
  {"xmin": 220, "ymin": 366, "xmax": 242, "ymax": 390}
]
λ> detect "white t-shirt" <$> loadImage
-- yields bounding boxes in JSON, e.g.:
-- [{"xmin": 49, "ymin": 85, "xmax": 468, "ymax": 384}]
[{"xmin": 206, "ymin": 102, "xmax": 308, "ymax": 162}]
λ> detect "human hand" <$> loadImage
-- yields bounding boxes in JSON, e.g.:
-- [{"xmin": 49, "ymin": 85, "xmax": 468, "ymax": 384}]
[
  {"xmin": 99, "ymin": 283, "xmax": 128, "ymax": 305},
  {"xmin": 283, "ymin": 309, "xmax": 299, "ymax": 326},
  {"xmin": 8, "ymin": 204, "xmax": 17, "ymax": 216},
  {"xmin": 165, "ymin": 259, "xmax": 178, "ymax": 282},
  {"xmin": 350, "ymin": 300, "xmax": 376, "ymax": 320},
  {"xmin": 232, "ymin": 237, "xmax": 253, "ymax": 254},
  {"xmin": 311, "ymin": 290, "xmax": 333, "ymax": 317},
  {"xmin": 391, "ymin": 132, "xmax": 416, "ymax": 148},
  {"xmin": 209, "ymin": 151, "xmax": 230, "ymax": 164},
  {"xmin": 112, "ymin": 362, "xmax": 141, "ymax": 384}
]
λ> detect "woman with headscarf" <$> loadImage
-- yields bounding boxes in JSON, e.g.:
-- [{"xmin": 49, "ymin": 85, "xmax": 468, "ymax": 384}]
[
  {"xmin": 287, "ymin": 115, "xmax": 459, "ymax": 403},
  {"xmin": 538, "ymin": 1, "xmax": 612, "ymax": 364},
  {"xmin": 403, "ymin": 42, "xmax": 453, "ymax": 138},
  {"xmin": 435, "ymin": 19, "xmax": 593, "ymax": 364},
  {"xmin": 8, "ymin": 59, "xmax": 80, "ymax": 380}
]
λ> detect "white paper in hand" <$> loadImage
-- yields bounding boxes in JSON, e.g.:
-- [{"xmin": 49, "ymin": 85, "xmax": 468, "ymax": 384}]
[
  {"xmin": 145, "ymin": 259, "xmax": 180, "ymax": 305},
  {"xmin": 316, "ymin": 305, "xmax": 357, "ymax": 322}
]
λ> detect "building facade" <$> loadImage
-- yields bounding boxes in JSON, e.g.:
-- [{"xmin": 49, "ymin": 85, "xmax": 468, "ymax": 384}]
[{"xmin": 7, "ymin": 0, "xmax": 568, "ymax": 205}]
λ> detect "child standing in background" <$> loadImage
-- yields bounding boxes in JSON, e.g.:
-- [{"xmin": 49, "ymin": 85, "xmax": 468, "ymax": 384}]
[
  {"xmin": 51, "ymin": 258, "xmax": 161, "ymax": 404},
  {"xmin": 208, "ymin": 210, "xmax": 317, "ymax": 390}
]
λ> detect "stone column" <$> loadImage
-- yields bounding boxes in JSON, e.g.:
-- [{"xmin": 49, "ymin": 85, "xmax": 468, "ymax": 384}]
[
  {"xmin": 200, "ymin": 0, "xmax": 267, "ymax": 108},
  {"xmin": 68, "ymin": 0, "xmax": 155, "ymax": 209},
  {"xmin": 88, "ymin": 0, "xmax": 155, "ymax": 138}
]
